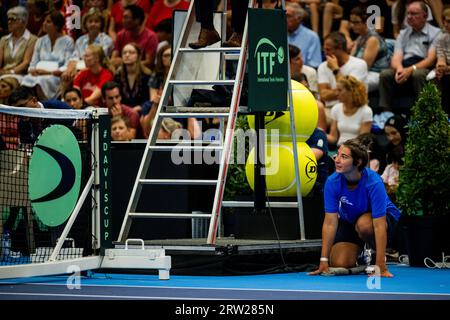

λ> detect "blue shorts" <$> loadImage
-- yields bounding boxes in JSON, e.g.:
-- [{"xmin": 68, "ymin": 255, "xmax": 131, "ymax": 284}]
[{"xmin": 334, "ymin": 213, "xmax": 397, "ymax": 249}]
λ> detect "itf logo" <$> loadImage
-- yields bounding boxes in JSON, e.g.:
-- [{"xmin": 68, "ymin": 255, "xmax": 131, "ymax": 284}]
[{"xmin": 254, "ymin": 38, "xmax": 285, "ymax": 76}]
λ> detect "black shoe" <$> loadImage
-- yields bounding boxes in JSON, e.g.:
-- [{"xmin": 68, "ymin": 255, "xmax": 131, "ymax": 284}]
[{"xmin": 189, "ymin": 28, "xmax": 221, "ymax": 49}]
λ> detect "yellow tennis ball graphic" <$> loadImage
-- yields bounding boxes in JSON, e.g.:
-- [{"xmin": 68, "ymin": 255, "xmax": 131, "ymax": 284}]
[
  {"xmin": 245, "ymin": 141, "xmax": 318, "ymax": 197},
  {"xmin": 248, "ymin": 80, "xmax": 318, "ymax": 142}
]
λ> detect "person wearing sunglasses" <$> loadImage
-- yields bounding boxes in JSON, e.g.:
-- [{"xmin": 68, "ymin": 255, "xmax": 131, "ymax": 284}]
[{"xmin": 0, "ymin": 6, "xmax": 37, "ymax": 79}]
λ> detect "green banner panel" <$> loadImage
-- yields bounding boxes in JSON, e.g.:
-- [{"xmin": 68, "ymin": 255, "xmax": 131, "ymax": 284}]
[
  {"xmin": 99, "ymin": 114, "xmax": 112, "ymax": 251},
  {"xmin": 248, "ymin": 8, "xmax": 289, "ymax": 112}
]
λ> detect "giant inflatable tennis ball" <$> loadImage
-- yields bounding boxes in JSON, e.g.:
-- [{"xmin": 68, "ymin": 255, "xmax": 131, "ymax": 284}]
[
  {"xmin": 247, "ymin": 80, "xmax": 318, "ymax": 142},
  {"xmin": 245, "ymin": 141, "xmax": 317, "ymax": 197}
]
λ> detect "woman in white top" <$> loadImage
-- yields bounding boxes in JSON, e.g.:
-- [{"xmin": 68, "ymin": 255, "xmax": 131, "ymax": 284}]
[
  {"xmin": 21, "ymin": 10, "xmax": 74, "ymax": 100},
  {"xmin": 327, "ymin": 75, "xmax": 373, "ymax": 147},
  {"xmin": 61, "ymin": 8, "xmax": 113, "ymax": 87}
]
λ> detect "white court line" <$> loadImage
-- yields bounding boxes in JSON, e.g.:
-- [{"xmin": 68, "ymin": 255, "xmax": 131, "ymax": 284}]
[
  {"xmin": 6, "ymin": 282, "xmax": 450, "ymax": 298},
  {"xmin": 0, "ymin": 292, "xmax": 225, "ymax": 300}
]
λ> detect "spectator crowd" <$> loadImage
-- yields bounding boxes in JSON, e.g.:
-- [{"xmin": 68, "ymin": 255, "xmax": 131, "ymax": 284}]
[{"xmin": 0, "ymin": 0, "xmax": 449, "ymax": 196}]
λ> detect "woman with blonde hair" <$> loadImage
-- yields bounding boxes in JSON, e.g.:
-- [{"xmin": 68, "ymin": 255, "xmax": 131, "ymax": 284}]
[
  {"xmin": 157, "ymin": 117, "xmax": 183, "ymax": 140},
  {"xmin": 73, "ymin": 44, "xmax": 114, "ymax": 107},
  {"xmin": 0, "ymin": 76, "xmax": 20, "ymax": 104},
  {"xmin": 327, "ymin": 75, "xmax": 372, "ymax": 147},
  {"xmin": 114, "ymin": 42, "xmax": 151, "ymax": 114},
  {"xmin": 62, "ymin": 7, "xmax": 113, "ymax": 85}
]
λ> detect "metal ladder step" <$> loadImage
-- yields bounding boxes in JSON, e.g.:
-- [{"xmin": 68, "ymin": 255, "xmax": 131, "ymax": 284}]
[
  {"xmin": 160, "ymin": 112, "xmax": 229, "ymax": 118},
  {"xmin": 129, "ymin": 212, "xmax": 211, "ymax": 219},
  {"xmin": 148, "ymin": 145, "xmax": 223, "ymax": 151},
  {"xmin": 139, "ymin": 179, "xmax": 217, "ymax": 186},
  {"xmin": 168, "ymin": 80, "xmax": 235, "ymax": 86},
  {"xmin": 118, "ymin": 0, "xmax": 252, "ymax": 245},
  {"xmin": 157, "ymin": 140, "xmax": 222, "ymax": 145},
  {"xmin": 179, "ymin": 47, "xmax": 241, "ymax": 53}
]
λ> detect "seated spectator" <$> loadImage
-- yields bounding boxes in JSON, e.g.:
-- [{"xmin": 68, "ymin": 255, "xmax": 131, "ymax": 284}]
[
  {"xmin": 379, "ymin": 1, "xmax": 440, "ymax": 112},
  {"xmin": 111, "ymin": 4, "xmax": 158, "ymax": 69},
  {"xmin": 0, "ymin": 77, "xmax": 20, "ymax": 149},
  {"xmin": 383, "ymin": 114, "xmax": 407, "ymax": 160},
  {"xmin": 435, "ymin": 8, "xmax": 450, "ymax": 115},
  {"xmin": 63, "ymin": 87, "xmax": 88, "ymax": 109},
  {"xmin": 289, "ymin": 44, "xmax": 318, "ymax": 95},
  {"xmin": 101, "ymin": 81, "xmax": 140, "ymax": 139},
  {"xmin": 289, "ymin": 44, "xmax": 327, "ymax": 132},
  {"xmin": 21, "ymin": 10, "xmax": 74, "ymax": 100},
  {"xmin": 145, "ymin": 0, "xmax": 189, "ymax": 31},
  {"xmin": 322, "ymin": 0, "xmax": 344, "ymax": 40},
  {"xmin": 327, "ymin": 75, "xmax": 372, "ymax": 147},
  {"xmin": 111, "ymin": 114, "xmax": 132, "ymax": 141},
  {"xmin": 154, "ymin": 18, "xmax": 173, "ymax": 53},
  {"xmin": 156, "ymin": 117, "xmax": 183, "ymax": 140},
  {"xmin": 294, "ymin": 0, "xmax": 321, "ymax": 36},
  {"xmin": 73, "ymin": 44, "xmax": 114, "ymax": 107},
  {"xmin": 26, "ymin": 0, "xmax": 48, "ymax": 37},
  {"xmin": 381, "ymin": 144, "xmax": 404, "ymax": 198},
  {"xmin": 61, "ymin": 8, "xmax": 113, "ymax": 85},
  {"xmin": 8, "ymin": 86, "xmax": 72, "ymax": 110},
  {"xmin": 113, "ymin": 43, "xmax": 151, "ymax": 114},
  {"xmin": 81, "ymin": 0, "xmax": 112, "ymax": 33},
  {"xmin": 108, "ymin": 0, "xmax": 152, "ymax": 43},
  {"xmin": 154, "ymin": 17, "xmax": 172, "ymax": 42},
  {"xmin": 8, "ymin": 86, "xmax": 73, "ymax": 146},
  {"xmin": 318, "ymin": 31, "xmax": 368, "ymax": 119},
  {"xmin": 356, "ymin": 132, "xmax": 385, "ymax": 174},
  {"xmin": 338, "ymin": 0, "xmax": 391, "ymax": 50},
  {"xmin": 392, "ymin": 0, "xmax": 441, "ymax": 38},
  {"xmin": 63, "ymin": 86, "xmax": 91, "ymax": 141},
  {"xmin": 349, "ymin": 5, "xmax": 391, "ymax": 93},
  {"xmin": 0, "ymin": 76, "xmax": 20, "ymax": 104},
  {"xmin": 145, "ymin": 44, "xmax": 172, "ymax": 121},
  {"xmin": 286, "ymin": 2, "xmax": 322, "ymax": 69},
  {"xmin": 142, "ymin": 46, "xmax": 202, "ymax": 140},
  {"xmin": 0, "ymin": 6, "xmax": 38, "ymax": 80}
]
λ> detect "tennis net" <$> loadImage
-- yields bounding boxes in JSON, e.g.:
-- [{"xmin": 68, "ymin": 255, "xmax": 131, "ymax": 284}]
[{"xmin": 0, "ymin": 104, "xmax": 96, "ymax": 265}]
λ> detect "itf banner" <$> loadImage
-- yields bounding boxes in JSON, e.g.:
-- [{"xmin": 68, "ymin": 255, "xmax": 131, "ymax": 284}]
[{"xmin": 248, "ymin": 8, "xmax": 289, "ymax": 112}]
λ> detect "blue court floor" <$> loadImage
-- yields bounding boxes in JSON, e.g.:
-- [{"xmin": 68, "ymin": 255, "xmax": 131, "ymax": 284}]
[{"xmin": 0, "ymin": 264, "xmax": 449, "ymax": 300}]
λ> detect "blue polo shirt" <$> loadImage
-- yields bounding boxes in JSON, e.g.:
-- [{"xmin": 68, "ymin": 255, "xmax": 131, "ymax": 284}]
[
  {"xmin": 288, "ymin": 24, "xmax": 322, "ymax": 69},
  {"xmin": 324, "ymin": 168, "xmax": 401, "ymax": 223}
]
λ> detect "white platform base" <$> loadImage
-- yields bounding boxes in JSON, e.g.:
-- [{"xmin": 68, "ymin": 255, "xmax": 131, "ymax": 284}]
[{"xmin": 101, "ymin": 247, "xmax": 171, "ymax": 280}]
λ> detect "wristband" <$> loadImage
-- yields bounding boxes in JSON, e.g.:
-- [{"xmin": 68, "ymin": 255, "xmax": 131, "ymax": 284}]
[
  {"xmin": 320, "ymin": 257, "xmax": 329, "ymax": 262},
  {"xmin": 412, "ymin": 65, "xmax": 417, "ymax": 72}
]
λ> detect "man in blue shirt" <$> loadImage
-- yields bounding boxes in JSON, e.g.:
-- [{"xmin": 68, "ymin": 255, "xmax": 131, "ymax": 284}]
[
  {"xmin": 286, "ymin": 2, "xmax": 322, "ymax": 69},
  {"xmin": 378, "ymin": 1, "xmax": 441, "ymax": 111},
  {"xmin": 309, "ymin": 138, "xmax": 400, "ymax": 278}
]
